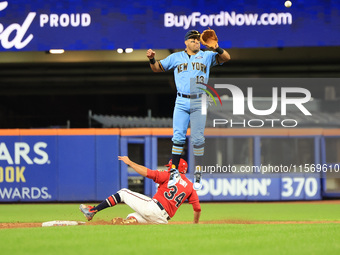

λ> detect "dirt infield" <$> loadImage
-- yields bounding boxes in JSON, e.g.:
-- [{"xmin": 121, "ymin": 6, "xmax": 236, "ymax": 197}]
[
  {"xmin": 0, "ymin": 223, "xmax": 42, "ymax": 229},
  {"xmin": 1, "ymin": 220, "xmax": 340, "ymax": 229},
  {"xmin": 1, "ymin": 200, "xmax": 339, "ymax": 229}
]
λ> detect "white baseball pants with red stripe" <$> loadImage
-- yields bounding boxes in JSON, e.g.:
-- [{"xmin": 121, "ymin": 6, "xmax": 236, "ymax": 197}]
[{"xmin": 118, "ymin": 188, "xmax": 169, "ymax": 224}]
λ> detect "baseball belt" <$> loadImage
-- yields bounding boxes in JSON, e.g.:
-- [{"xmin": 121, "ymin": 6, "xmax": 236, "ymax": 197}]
[
  {"xmin": 177, "ymin": 92, "xmax": 203, "ymax": 99},
  {"xmin": 154, "ymin": 200, "xmax": 171, "ymax": 220}
]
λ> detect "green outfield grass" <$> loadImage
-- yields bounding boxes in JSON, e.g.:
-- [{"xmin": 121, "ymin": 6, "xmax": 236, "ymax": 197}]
[{"xmin": 1, "ymin": 202, "xmax": 340, "ymax": 255}]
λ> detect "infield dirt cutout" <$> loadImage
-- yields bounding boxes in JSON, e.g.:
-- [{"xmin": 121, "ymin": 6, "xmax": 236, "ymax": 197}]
[
  {"xmin": 1, "ymin": 200, "xmax": 339, "ymax": 229},
  {"xmin": 1, "ymin": 220, "xmax": 340, "ymax": 229}
]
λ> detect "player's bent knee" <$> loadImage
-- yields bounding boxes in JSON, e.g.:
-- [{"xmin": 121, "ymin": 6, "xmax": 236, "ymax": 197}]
[
  {"xmin": 117, "ymin": 188, "xmax": 130, "ymax": 201},
  {"xmin": 118, "ymin": 188, "xmax": 130, "ymax": 194}
]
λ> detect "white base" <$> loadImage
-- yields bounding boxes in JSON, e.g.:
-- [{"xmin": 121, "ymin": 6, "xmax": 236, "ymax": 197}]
[{"xmin": 42, "ymin": 220, "xmax": 86, "ymax": 227}]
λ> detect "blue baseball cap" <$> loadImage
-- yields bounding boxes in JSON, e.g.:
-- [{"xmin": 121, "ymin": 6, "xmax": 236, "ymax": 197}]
[{"xmin": 184, "ymin": 30, "xmax": 200, "ymax": 40}]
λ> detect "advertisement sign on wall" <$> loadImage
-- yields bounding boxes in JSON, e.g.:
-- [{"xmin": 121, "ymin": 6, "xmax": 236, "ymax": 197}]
[
  {"xmin": 1, "ymin": 0, "xmax": 339, "ymax": 51},
  {"xmin": 0, "ymin": 131, "xmax": 120, "ymax": 202}
]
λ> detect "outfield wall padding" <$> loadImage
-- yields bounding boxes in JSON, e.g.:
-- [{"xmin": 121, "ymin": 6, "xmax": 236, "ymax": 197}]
[{"xmin": 0, "ymin": 128, "xmax": 339, "ymax": 202}]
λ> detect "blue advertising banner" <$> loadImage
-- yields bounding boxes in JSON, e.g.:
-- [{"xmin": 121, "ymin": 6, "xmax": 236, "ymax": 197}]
[
  {"xmin": 0, "ymin": 0, "xmax": 339, "ymax": 51},
  {"xmin": 0, "ymin": 131, "xmax": 120, "ymax": 202},
  {"xmin": 0, "ymin": 136, "xmax": 57, "ymax": 202},
  {"xmin": 196, "ymin": 176, "xmax": 280, "ymax": 201},
  {"xmin": 196, "ymin": 175, "xmax": 321, "ymax": 201},
  {"xmin": 0, "ymin": 135, "xmax": 21, "ymax": 202},
  {"xmin": 20, "ymin": 136, "xmax": 58, "ymax": 202}
]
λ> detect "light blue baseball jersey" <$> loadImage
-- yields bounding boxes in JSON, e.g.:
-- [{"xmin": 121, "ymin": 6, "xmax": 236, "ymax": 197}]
[{"xmin": 159, "ymin": 50, "xmax": 220, "ymax": 94}]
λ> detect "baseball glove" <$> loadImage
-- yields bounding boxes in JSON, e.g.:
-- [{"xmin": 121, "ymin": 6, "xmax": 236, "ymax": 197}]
[{"xmin": 200, "ymin": 28, "xmax": 218, "ymax": 48}]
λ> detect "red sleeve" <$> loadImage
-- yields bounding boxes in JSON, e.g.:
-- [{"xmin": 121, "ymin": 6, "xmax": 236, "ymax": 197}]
[
  {"xmin": 192, "ymin": 202, "xmax": 201, "ymax": 212},
  {"xmin": 146, "ymin": 169, "xmax": 169, "ymax": 184},
  {"xmin": 187, "ymin": 190, "xmax": 201, "ymax": 212}
]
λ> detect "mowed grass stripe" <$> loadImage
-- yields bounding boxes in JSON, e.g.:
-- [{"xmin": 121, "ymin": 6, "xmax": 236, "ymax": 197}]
[{"xmin": 0, "ymin": 224, "xmax": 339, "ymax": 255}]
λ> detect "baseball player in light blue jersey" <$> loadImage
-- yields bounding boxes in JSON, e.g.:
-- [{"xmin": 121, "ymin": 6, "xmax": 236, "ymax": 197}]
[{"xmin": 146, "ymin": 30, "xmax": 230, "ymax": 190}]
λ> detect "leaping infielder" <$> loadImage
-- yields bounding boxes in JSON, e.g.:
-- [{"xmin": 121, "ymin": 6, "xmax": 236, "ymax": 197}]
[{"xmin": 146, "ymin": 29, "xmax": 231, "ymax": 190}]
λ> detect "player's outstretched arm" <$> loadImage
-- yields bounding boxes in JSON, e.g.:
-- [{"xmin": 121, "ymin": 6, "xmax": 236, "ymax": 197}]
[
  {"xmin": 193, "ymin": 210, "xmax": 201, "ymax": 224},
  {"xmin": 146, "ymin": 49, "xmax": 163, "ymax": 72},
  {"xmin": 118, "ymin": 156, "xmax": 148, "ymax": 177}
]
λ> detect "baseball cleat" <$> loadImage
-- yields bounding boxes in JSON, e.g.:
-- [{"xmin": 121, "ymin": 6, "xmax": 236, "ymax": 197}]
[
  {"xmin": 168, "ymin": 168, "xmax": 180, "ymax": 187},
  {"xmin": 79, "ymin": 204, "xmax": 97, "ymax": 221},
  {"xmin": 193, "ymin": 171, "xmax": 202, "ymax": 190}
]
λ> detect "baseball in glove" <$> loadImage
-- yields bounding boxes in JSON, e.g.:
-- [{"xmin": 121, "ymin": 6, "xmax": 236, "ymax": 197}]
[{"xmin": 200, "ymin": 28, "xmax": 218, "ymax": 48}]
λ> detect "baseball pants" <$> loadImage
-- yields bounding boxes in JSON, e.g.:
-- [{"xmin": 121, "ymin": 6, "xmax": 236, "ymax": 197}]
[
  {"xmin": 172, "ymin": 96, "xmax": 207, "ymax": 146},
  {"xmin": 118, "ymin": 188, "xmax": 169, "ymax": 224}
]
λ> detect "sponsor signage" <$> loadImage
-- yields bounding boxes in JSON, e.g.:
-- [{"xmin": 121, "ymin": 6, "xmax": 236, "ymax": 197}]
[
  {"xmin": 0, "ymin": 133, "xmax": 120, "ymax": 202},
  {"xmin": 0, "ymin": 0, "xmax": 339, "ymax": 51},
  {"xmin": 196, "ymin": 175, "xmax": 321, "ymax": 200},
  {"xmin": 0, "ymin": 136, "xmax": 57, "ymax": 202}
]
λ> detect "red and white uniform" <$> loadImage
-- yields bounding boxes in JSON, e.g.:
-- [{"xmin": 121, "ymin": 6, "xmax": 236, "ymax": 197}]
[{"xmin": 118, "ymin": 169, "xmax": 201, "ymax": 224}]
